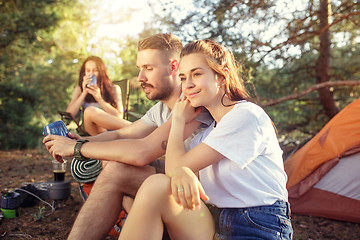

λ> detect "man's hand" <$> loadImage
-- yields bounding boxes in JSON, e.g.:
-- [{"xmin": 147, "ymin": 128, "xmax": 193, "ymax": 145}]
[
  {"xmin": 43, "ymin": 135, "xmax": 76, "ymax": 163},
  {"xmin": 67, "ymin": 132, "xmax": 81, "ymax": 140}
]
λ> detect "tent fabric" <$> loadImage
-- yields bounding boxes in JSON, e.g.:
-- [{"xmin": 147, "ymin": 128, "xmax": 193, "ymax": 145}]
[
  {"xmin": 284, "ymin": 97, "xmax": 360, "ymax": 223},
  {"xmin": 289, "ymin": 188, "xmax": 360, "ymax": 223},
  {"xmin": 313, "ymin": 151, "xmax": 360, "ymax": 201},
  {"xmin": 287, "ymin": 157, "xmax": 339, "ymax": 198},
  {"xmin": 285, "ymin": 98, "xmax": 360, "ymax": 188}
]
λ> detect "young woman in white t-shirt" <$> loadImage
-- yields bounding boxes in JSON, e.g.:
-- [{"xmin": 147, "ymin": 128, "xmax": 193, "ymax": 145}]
[{"xmin": 118, "ymin": 40, "xmax": 293, "ymax": 240}]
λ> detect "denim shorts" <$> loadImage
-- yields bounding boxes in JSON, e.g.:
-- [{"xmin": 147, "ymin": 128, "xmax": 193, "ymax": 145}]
[{"xmin": 207, "ymin": 200, "xmax": 293, "ymax": 240}]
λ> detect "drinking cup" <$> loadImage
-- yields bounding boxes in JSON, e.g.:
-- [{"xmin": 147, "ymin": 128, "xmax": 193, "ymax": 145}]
[{"xmin": 52, "ymin": 160, "xmax": 67, "ymax": 182}]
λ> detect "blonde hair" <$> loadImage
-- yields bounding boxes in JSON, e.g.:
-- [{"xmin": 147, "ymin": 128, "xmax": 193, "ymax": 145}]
[
  {"xmin": 138, "ymin": 33, "xmax": 183, "ymax": 62},
  {"xmin": 180, "ymin": 39, "xmax": 249, "ymax": 103}
]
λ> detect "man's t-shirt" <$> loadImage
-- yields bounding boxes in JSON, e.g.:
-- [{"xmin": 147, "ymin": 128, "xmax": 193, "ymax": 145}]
[
  {"xmin": 141, "ymin": 101, "xmax": 213, "ymax": 153},
  {"xmin": 141, "ymin": 101, "xmax": 213, "ymax": 128},
  {"xmin": 141, "ymin": 102, "xmax": 172, "ymax": 127}
]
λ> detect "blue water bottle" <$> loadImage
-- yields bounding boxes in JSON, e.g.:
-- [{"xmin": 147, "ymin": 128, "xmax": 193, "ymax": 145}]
[{"xmin": 44, "ymin": 120, "xmax": 69, "ymax": 137}]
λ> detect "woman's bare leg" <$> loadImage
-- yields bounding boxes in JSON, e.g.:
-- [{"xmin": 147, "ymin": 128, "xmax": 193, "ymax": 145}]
[
  {"xmin": 119, "ymin": 174, "xmax": 215, "ymax": 240},
  {"xmin": 83, "ymin": 106, "xmax": 131, "ymax": 135}
]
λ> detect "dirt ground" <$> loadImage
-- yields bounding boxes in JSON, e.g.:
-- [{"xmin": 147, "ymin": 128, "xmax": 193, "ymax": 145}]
[{"xmin": 1, "ymin": 148, "xmax": 359, "ymax": 240}]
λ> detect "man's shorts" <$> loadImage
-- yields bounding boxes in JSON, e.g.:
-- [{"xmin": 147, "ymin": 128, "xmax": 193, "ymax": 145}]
[{"xmin": 149, "ymin": 159, "xmax": 165, "ymax": 174}]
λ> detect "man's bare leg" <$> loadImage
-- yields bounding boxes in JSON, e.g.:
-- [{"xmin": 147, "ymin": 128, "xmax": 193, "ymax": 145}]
[{"xmin": 67, "ymin": 161, "xmax": 155, "ymax": 240}]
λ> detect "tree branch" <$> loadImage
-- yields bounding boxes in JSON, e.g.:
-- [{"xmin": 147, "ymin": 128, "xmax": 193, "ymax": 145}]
[
  {"xmin": 257, "ymin": 11, "xmax": 360, "ymax": 63},
  {"xmin": 319, "ymin": 11, "xmax": 360, "ymax": 35},
  {"xmin": 261, "ymin": 80, "xmax": 360, "ymax": 107}
]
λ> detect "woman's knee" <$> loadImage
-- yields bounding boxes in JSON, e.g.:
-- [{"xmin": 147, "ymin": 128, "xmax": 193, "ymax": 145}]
[
  {"xmin": 83, "ymin": 106, "xmax": 99, "ymax": 119},
  {"xmin": 137, "ymin": 174, "xmax": 171, "ymax": 200}
]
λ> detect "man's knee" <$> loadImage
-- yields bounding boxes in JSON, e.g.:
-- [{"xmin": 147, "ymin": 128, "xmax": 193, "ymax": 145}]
[
  {"xmin": 95, "ymin": 161, "xmax": 132, "ymax": 185},
  {"xmin": 92, "ymin": 161, "xmax": 156, "ymax": 196}
]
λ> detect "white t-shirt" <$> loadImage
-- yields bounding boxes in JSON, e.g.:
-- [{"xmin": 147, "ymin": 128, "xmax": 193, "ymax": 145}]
[
  {"xmin": 190, "ymin": 101, "xmax": 288, "ymax": 208},
  {"xmin": 141, "ymin": 102, "xmax": 172, "ymax": 127},
  {"xmin": 141, "ymin": 102, "xmax": 214, "ymax": 151},
  {"xmin": 141, "ymin": 101, "xmax": 213, "ymax": 128}
]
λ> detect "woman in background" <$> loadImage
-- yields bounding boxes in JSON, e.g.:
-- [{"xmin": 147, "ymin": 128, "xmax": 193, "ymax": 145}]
[
  {"xmin": 119, "ymin": 40, "xmax": 292, "ymax": 240},
  {"xmin": 66, "ymin": 56, "xmax": 131, "ymax": 135}
]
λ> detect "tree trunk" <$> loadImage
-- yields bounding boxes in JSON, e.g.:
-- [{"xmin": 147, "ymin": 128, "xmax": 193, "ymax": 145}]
[{"xmin": 316, "ymin": 0, "xmax": 339, "ymax": 118}]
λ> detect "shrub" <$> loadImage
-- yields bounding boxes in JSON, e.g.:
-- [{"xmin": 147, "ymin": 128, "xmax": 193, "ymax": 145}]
[{"xmin": 0, "ymin": 83, "xmax": 42, "ymax": 149}]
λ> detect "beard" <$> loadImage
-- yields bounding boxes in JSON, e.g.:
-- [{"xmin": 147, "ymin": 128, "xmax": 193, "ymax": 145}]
[{"xmin": 142, "ymin": 82, "xmax": 174, "ymax": 101}]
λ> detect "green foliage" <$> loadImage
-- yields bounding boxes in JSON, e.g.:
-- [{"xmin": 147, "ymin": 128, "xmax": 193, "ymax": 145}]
[
  {"xmin": 128, "ymin": 78, "xmax": 157, "ymax": 115},
  {"xmin": 331, "ymin": 44, "xmax": 360, "ymax": 106},
  {"xmin": 32, "ymin": 206, "xmax": 46, "ymax": 221},
  {"xmin": 114, "ymin": 37, "xmax": 139, "ymax": 80},
  {"xmin": 0, "ymin": 0, "xmax": 161, "ymax": 149},
  {"xmin": 155, "ymin": 0, "xmax": 360, "ymax": 142},
  {"xmin": 0, "ymin": 0, "xmax": 60, "ymax": 48},
  {"xmin": 0, "ymin": 83, "xmax": 42, "ymax": 149},
  {"xmin": 254, "ymin": 44, "xmax": 360, "ymax": 140},
  {"xmin": 1, "ymin": 0, "xmax": 359, "ymax": 150},
  {"xmin": 0, "ymin": 0, "xmax": 85, "ymax": 149}
]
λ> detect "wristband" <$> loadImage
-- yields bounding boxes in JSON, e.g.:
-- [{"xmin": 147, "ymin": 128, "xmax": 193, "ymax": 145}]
[{"xmin": 74, "ymin": 139, "xmax": 90, "ymax": 161}]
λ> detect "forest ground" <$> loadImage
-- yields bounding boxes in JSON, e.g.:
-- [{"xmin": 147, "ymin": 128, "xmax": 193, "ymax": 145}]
[{"xmin": 0, "ymin": 148, "xmax": 359, "ymax": 240}]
